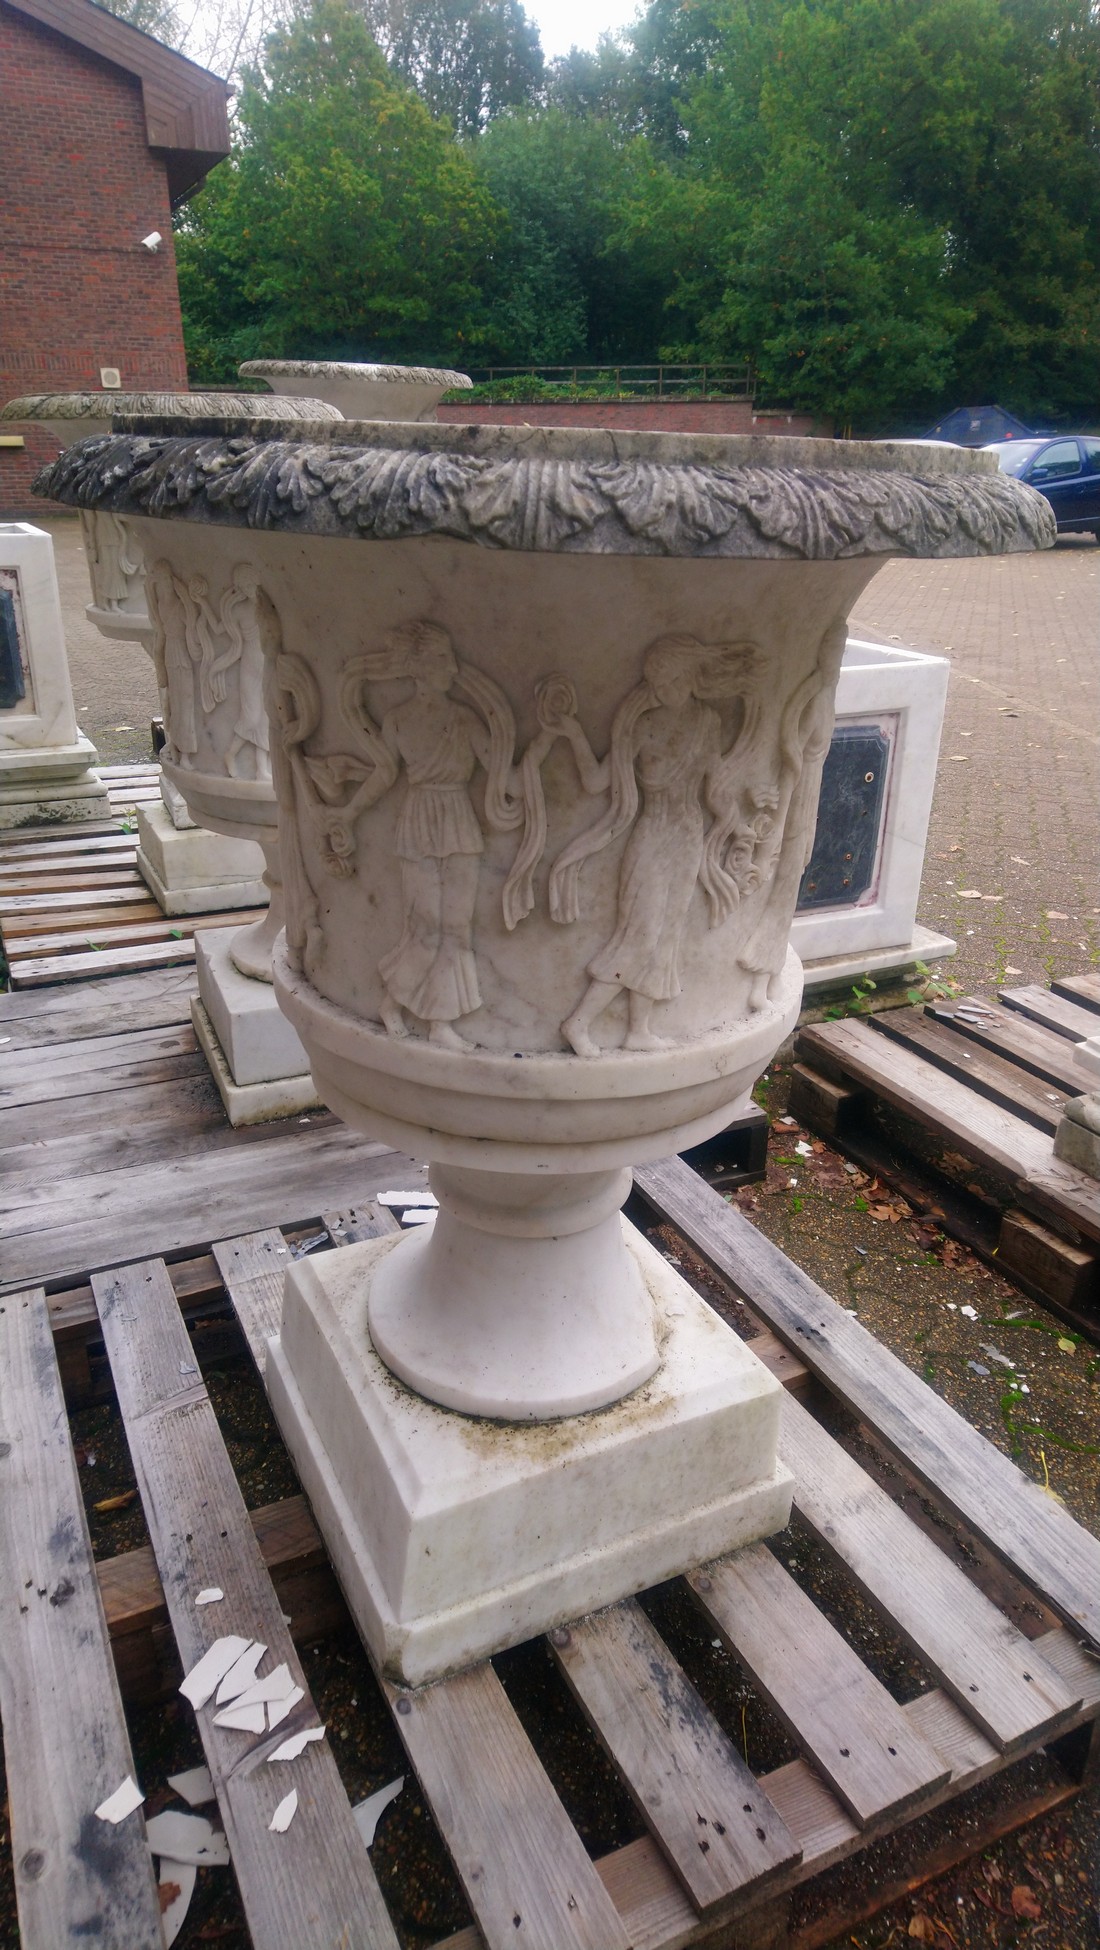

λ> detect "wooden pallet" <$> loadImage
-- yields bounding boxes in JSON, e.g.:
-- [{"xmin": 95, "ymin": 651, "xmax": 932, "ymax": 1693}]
[
  {"xmin": 0, "ymin": 765, "xmax": 262, "ymax": 987},
  {"xmin": 4, "ymin": 1172, "xmax": 1099, "ymax": 1950},
  {"xmin": 791, "ymin": 979, "xmax": 1100, "ymax": 1335},
  {"xmin": 3, "ymin": 964, "xmax": 1099, "ymax": 1947}
]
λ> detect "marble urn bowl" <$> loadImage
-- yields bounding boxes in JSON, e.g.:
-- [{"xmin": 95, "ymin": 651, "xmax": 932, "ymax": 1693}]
[
  {"xmin": 4, "ymin": 391, "xmax": 343, "ymax": 933},
  {"xmin": 38, "ymin": 419, "xmax": 1054, "ymax": 1681},
  {"xmin": 239, "ymin": 358, "xmax": 472, "ymax": 422}
]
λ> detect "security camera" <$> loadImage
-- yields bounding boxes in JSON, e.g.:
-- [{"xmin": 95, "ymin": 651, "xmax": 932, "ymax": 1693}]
[{"xmin": 141, "ymin": 231, "xmax": 163, "ymax": 253}]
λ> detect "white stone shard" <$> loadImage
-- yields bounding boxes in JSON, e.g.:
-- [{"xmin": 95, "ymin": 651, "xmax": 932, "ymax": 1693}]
[
  {"xmin": 268, "ymin": 1726, "xmax": 326, "ymax": 1761},
  {"xmin": 156, "ymin": 1859, "xmax": 197, "ymax": 1949},
  {"xmin": 226, "ymin": 1660, "xmax": 297, "ymax": 1709},
  {"xmin": 269, "ymin": 1788, "xmax": 298, "ymax": 1832},
  {"xmin": 167, "ymin": 1764, "xmax": 215, "ymax": 1807},
  {"xmin": 179, "ymin": 1635, "xmax": 253, "ymax": 1709},
  {"xmin": 195, "ymin": 1588, "xmax": 224, "ymax": 1606},
  {"xmin": 94, "ymin": 1775, "xmax": 144, "ymax": 1823},
  {"xmin": 353, "ymin": 1777, "xmax": 405, "ymax": 1848},
  {"xmin": 214, "ymin": 1640, "xmax": 267, "ymax": 1704},
  {"xmin": 145, "ymin": 1810, "xmax": 230, "ymax": 1866},
  {"xmin": 212, "ymin": 1699, "xmax": 268, "ymax": 1733},
  {"xmin": 266, "ymin": 1684, "xmax": 306, "ymax": 1728}
]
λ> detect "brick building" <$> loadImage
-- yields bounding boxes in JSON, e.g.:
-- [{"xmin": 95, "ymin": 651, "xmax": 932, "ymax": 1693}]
[{"xmin": 0, "ymin": 0, "xmax": 229, "ymax": 510}]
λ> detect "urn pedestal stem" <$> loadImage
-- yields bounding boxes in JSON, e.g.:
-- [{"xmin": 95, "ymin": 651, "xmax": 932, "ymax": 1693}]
[
  {"xmin": 228, "ymin": 839, "xmax": 285, "ymax": 983},
  {"xmin": 367, "ymin": 1164, "xmax": 658, "ymax": 1420}
]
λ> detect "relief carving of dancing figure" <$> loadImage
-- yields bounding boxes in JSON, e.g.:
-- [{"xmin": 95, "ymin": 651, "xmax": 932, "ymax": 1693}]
[
  {"xmin": 306, "ymin": 621, "xmax": 531, "ymax": 1050},
  {"xmin": 738, "ymin": 621, "xmax": 848, "ymax": 1011},
  {"xmin": 146, "ymin": 559, "xmax": 200, "ymax": 766},
  {"xmin": 548, "ymin": 635, "xmax": 767, "ymax": 1056},
  {"xmin": 81, "ymin": 512, "xmax": 142, "ymax": 611}
]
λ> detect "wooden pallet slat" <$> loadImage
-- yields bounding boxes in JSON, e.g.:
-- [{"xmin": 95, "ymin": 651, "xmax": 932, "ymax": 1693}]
[
  {"xmin": 925, "ymin": 1001, "xmax": 1096, "ymax": 1093},
  {"xmin": 688, "ymin": 1544, "xmax": 950, "ymax": 1826},
  {"xmin": 999, "ymin": 983, "xmax": 1100, "ymax": 1042},
  {"xmin": 551, "ymin": 1597, "xmax": 801, "ymax": 1914},
  {"xmin": 635, "ymin": 1158, "xmax": 1100, "ymax": 1652},
  {"xmin": 0, "ymin": 1020, "xmax": 196, "ymax": 1090},
  {"xmin": 0, "ymin": 1286, "xmax": 163, "ymax": 1949},
  {"xmin": 778, "ymin": 1397, "xmax": 1078, "ymax": 1753},
  {"xmin": 1052, "ymin": 972, "xmax": 1100, "ymax": 1013},
  {"xmin": 0, "ymin": 964, "xmax": 198, "ymax": 1040},
  {"xmin": 873, "ymin": 1007, "xmax": 1069, "ymax": 1132},
  {"xmin": 9, "ymin": 936, "xmax": 202, "ymax": 986},
  {"xmin": 385, "ymin": 1662, "xmax": 632, "ymax": 1950},
  {"xmin": 9, "ymin": 910, "xmax": 263, "ymax": 958},
  {"xmin": 90, "ymin": 1257, "xmax": 401, "ymax": 1950}
]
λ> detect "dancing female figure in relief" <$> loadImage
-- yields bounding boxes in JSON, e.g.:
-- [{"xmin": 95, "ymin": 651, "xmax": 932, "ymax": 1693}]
[
  {"xmin": 146, "ymin": 560, "xmax": 200, "ymax": 766},
  {"xmin": 315, "ymin": 621, "xmax": 525, "ymax": 1050},
  {"xmin": 548, "ymin": 635, "xmax": 765, "ymax": 1056}
]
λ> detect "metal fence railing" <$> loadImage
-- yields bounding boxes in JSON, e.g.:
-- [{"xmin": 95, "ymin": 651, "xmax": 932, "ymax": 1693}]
[{"xmin": 463, "ymin": 364, "xmax": 756, "ymax": 400}]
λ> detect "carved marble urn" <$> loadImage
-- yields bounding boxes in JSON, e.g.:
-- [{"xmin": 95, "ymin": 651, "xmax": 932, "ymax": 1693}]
[
  {"xmin": 239, "ymin": 359, "xmax": 472, "ymax": 422},
  {"xmin": 38, "ymin": 419, "xmax": 1053, "ymax": 1679}
]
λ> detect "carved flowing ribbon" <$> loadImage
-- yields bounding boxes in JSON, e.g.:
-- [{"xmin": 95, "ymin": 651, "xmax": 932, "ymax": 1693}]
[{"xmin": 502, "ymin": 674, "xmax": 580, "ymax": 932}]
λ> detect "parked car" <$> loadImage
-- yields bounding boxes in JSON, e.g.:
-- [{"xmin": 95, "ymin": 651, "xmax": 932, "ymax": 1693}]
[{"xmin": 984, "ymin": 435, "xmax": 1100, "ymax": 538}]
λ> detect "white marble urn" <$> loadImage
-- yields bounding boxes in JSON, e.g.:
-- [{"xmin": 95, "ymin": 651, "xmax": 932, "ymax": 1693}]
[
  {"xmin": 38, "ymin": 419, "xmax": 1054, "ymax": 1679},
  {"xmin": 239, "ymin": 359, "xmax": 472, "ymax": 422}
]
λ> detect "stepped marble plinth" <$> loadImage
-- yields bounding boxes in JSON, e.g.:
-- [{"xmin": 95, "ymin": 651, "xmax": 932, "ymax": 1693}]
[{"xmin": 0, "ymin": 522, "xmax": 109, "ymax": 829}]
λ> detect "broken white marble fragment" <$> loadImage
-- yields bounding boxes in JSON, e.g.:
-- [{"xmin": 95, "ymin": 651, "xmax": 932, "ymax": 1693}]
[
  {"xmin": 266, "ymin": 1685, "xmax": 305, "ymax": 1728},
  {"xmin": 268, "ymin": 1725, "xmax": 326, "ymax": 1761},
  {"xmin": 94, "ymin": 1775, "xmax": 145, "ymax": 1823},
  {"xmin": 229, "ymin": 1661, "xmax": 297, "ymax": 1709},
  {"xmin": 167, "ymin": 1764, "xmax": 215, "ymax": 1807},
  {"xmin": 179, "ymin": 1636, "xmax": 253, "ymax": 1709},
  {"xmin": 213, "ymin": 1699, "xmax": 268, "ymax": 1733},
  {"xmin": 156, "ymin": 1859, "xmax": 197, "ymax": 1949},
  {"xmin": 195, "ymin": 1588, "xmax": 224, "ymax": 1606},
  {"xmin": 215, "ymin": 1640, "xmax": 268, "ymax": 1704},
  {"xmin": 353, "ymin": 1777, "xmax": 404, "ymax": 1847},
  {"xmin": 145, "ymin": 1810, "xmax": 230, "ymax": 1866},
  {"xmin": 269, "ymin": 1788, "xmax": 298, "ymax": 1832}
]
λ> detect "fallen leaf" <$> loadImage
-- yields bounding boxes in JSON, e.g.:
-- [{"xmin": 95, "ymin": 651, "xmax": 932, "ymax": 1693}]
[
  {"xmin": 1011, "ymin": 1884, "xmax": 1042, "ymax": 1920},
  {"xmin": 93, "ymin": 1490, "xmax": 137, "ymax": 1513},
  {"xmin": 159, "ymin": 1880, "xmax": 182, "ymax": 1912},
  {"xmin": 908, "ymin": 1916, "xmax": 936, "ymax": 1941},
  {"xmin": 1057, "ymin": 1337, "xmax": 1077, "ymax": 1354}
]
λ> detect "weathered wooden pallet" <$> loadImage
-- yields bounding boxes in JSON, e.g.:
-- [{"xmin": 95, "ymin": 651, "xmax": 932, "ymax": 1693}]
[
  {"xmin": 790, "ymin": 982, "xmax": 1100, "ymax": 1335},
  {"xmin": 4, "ymin": 1177, "xmax": 1099, "ymax": 1950},
  {"xmin": 0, "ymin": 765, "xmax": 261, "ymax": 986}
]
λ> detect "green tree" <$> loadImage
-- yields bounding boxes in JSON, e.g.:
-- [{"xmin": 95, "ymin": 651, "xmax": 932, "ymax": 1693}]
[
  {"xmin": 175, "ymin": 0, "xmax": 500, "ymax": 379},
  {"xmin": 361, "ymin": 0, "xmax": 544, "ymax": 136},
  {"xmin": 470, "ymin": 109, "xmax": 668, "ymax": 361}
]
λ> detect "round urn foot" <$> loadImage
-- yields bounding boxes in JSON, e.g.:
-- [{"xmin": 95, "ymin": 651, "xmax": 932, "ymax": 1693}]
[
  {"xmin": 367, "ymin": 1164, "xmax": 659, "ymax": 1420},
  {"xmin": 229, "ymin": 842, "xmax": 285, "ymax": 982}
]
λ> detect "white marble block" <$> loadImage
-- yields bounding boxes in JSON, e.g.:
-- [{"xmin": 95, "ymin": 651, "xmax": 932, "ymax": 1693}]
[
  {"xmin": 0, "ymin": 523, "xmax": 109, "ymax": 828},
  {"xmin": 136, "ymin": 800, "xmax": 268, "ymax": 915},
  {"xmin": 191, "ymin": 927, "xmax": 318, "ymax": 1124},
  {"xmin": 266, "ymin": 1226, "xmax": 792, "ymax": 1683},
  {"xmin": 792, "ymin": 637, "xmax": 955, "ymax": 987}
]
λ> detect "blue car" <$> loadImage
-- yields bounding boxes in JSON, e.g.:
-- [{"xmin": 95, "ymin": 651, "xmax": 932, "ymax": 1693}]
[{"xmin": 984, "ymin": 435, "xmax": 1100, "ymax": 539}]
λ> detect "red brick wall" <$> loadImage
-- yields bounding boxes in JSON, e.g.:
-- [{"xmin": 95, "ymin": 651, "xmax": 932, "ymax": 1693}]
[
  {"xmin": 435, "ymin": 401, "xmax": 832, "ymax": 437},
  {"xmin": 0, "ymin": 1, "xmax": 190, "ymax": 512}
]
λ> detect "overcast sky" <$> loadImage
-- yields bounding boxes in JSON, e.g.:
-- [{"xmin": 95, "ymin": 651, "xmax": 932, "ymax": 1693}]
[{"xmin": 525, "ymin": 0, "xmax": 641, "ymax": 61}]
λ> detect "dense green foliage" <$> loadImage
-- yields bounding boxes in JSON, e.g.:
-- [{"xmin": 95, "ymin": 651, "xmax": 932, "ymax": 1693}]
[{"xmin": 177, "ymin": 0, "xmax": 1100, "ymax": 429}]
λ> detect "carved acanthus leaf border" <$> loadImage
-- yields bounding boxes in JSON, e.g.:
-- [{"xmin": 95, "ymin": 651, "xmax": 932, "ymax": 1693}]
[{"xmin": 34, "ymin": 431, "xmax": 1057, "ymax": 560}]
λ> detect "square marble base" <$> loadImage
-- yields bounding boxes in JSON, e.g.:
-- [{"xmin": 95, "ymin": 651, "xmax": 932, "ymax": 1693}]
[
  {"xmin": 0, "ymin": 738, "xmax": 110, "ymax": 829},
  {"xmin": 136, "ymin": 800, "xmax": 267, "ymax": 916},
  {"xmin": 800, "ymin": 924, "xmax": 957, "ymax": 998},
  {"xmin": 266, "ymin": 1228, "xmax": 794, "ymax": 1684},
  {"xmin": 191, "ymin": 996, "xmax": 320, "ymax": 1126},
  {"xmin": 196, "ymin": 929, "xmax": 311, "ymax": 1085}
]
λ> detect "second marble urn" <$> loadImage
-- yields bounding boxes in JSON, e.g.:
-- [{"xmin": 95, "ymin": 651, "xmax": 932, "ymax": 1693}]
[{"xmin": 38, "ymin": 419, "xmax": 1054, "ymax": 1679}]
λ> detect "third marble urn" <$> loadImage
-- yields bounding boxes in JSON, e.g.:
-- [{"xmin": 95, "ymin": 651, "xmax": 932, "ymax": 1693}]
[{"xmin": 39, "ymin": 419, "xmax": 1053, "ymax": 1679}]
